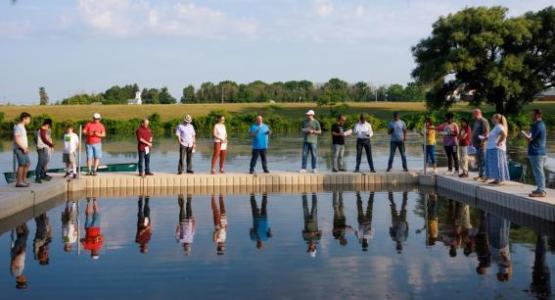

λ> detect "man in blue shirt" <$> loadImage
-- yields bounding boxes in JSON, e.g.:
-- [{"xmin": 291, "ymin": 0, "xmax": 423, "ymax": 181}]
[
  {"xmin": 387, "ymin": 112, "xmax": 408, "ymax": 172},
  {"xmin": 249, "ymin": 114, "xmax": 271, "ymax": 174},
  {"xmin": 525, "ymin": 109, "xmax": 547, "ymax": 197}
]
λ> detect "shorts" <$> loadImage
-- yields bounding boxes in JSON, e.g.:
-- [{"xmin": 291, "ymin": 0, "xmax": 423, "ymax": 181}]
[
  {"xmin": 63, "ymin": 152, "xmax": 76, "ymax": 165},
  {"xmin": 86, "ymin": 143, "xmax": 102, "ymax": 160},
  {"xmin": 13, "ymin": 148, "xmax": 30, "ymax": 167},
  {"xmin": 85, "ymin": 212, "xmax": 101, "ymax": 229}
]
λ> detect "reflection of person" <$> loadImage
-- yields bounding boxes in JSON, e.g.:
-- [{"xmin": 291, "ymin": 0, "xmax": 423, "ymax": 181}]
[
  {"xmin": 300, "ymin": 110, "xmax": 321, "ymax": 173},
  {"xmin": 176, "ymin": 194, "xmax": 195, "ymax": 255},
  {"xmin": 61, "ymin": 201, "xmax": 78, "ymax": 252},
  {"xmin": 472, "ymin": 109, "xmax": 490, "ymax": 181},
  {"xmin": 249, "ymin": 115, "xmax": 271, "ymax": 174},
  {"xmin": 250, "ymin": 194, "xmax": 272, "ymax": 249},
  {"xmin": 83, "ymin": 113, "xmax": 106, "ymax": 176},
  {"xmin": 440, "ymin": 201, "xmax": 463, "ymax": 257},
  {"xmin": 525, "ymin": 109, "xmax": 547, "ymax": 197},
  {"xmin": 332, "ymin": 192, "xmax": 352, "ymax": 246},
  {"xmin": 355, "ymin": 192, "xmax": 374, "ymax": 251},
  {"xmin": 13, "ymin": 112, "xmax": 32, "ymax": 188},
  {"xmin": 388, "ymin": 192, "xmax": 408, "ymax": 253},
  {"xmin": 136, "ymin": 118, "xmax": 154, "ymax": 177},
  {"xmin": 35, "ymin": 118, "xmax": 54, "ymax": 183},
  {"xmin": 136, "ymin": 196, "xmax": 152, "ymax": 254},
  {"xmin": 211, "ymin": 195, "xmax": 227, "ymax": 255},
  {"xmin": 475, "ymin": 212, "xmax": 491, "ymax": 276},
  {"xmin": 437, "ymin": 113, "xmax": 459, "ymax": 176},
  {"xmin": 11, "ymin": 224, "xmax": 29, "ymax": 289},
  {"xmin": 81, "ymin": 197, "xmax": 104, "ymax": 260},
  {"xmin": 418, "ymin": 193, "xmax": 438, "ymax": 246},
  {"xmin": 211, "ymin": 116, "xmax": 228, "ymax": 174},
  {"xmin": 33, "ymin": 213, "xmax": 52, "ymax": 265},
  {"xmin": 530, "ymin": 234, "xmax": 551, "ymax": 298},
  {"xmin": 176, "ymin": 115, "xmax": 196, "ymax": 174},
  {"xmin": 331, "ymin": 114, "xmax": 347, "ymax": 173},
  {"xmin": 484, "ymin": 114, "xmax": 510, "ymax": 185},
  {"xmin": 486, "ymin": 213, "xmax": 512, "ymax": 282},
  {"xmin": 387, "ymin": 112, "xmax": 408, "ymax": 172},
  {"xmin": 353, "ymin": 113, "xmax": 375, "ymax": 173},
  {"xmin": 302, "ymin": 193, "xmax": 322, "ymax": 257}
]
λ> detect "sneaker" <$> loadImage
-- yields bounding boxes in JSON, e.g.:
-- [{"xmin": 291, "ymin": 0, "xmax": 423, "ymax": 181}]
[
  {"xmin": 339, "ymin": 168, "xmax": 347, "ymax": 172},
  {"xmin": 43, "ymin": 175, "xmax": 52, "ymax": 181},
  {"xmin": 186, "ymin": 170, "xmax": 194, "ymax": 174},
  {"xmin": 139, "ymin": 173, "xmax": 144, "ymax": 177},
  {"xmin": 403, "ymin": 169, "xmax": 409, "ymax": 172},
  {"xmin": 64, "ymin": 172, "xmax": 70, "ymax": 178},
  {"xmin": 72, "ymin": 174, "xmax": 77, "ymax": 179},
  {"xmin": 529, "ymin": 191, "xmax": 546, "ymax": 198},
  {"xmin": 35, "ymin": 178, "xmax": 42, "ymax": 184},
  {"xmin": 312, "ymin": 169, "xmax": 318, "ymax": 174},
  {"xmin": 386, "ymin": 168, "xmax": 391, "ymax": 172},
  {"xmin": 444, "ymin": 170, "xmax": 453, "ymax": 176},
  {"xmin": 353, "ymin": 169, "xmax": 359, "ymax": 173},
  {"xmin": 300, "ymin": 169, "xmax": 307, "ymax": 173},
  {"xmin": 92, "ymin": 171, "xmax": 97, "ymax": 176},
  {"xmin": 370, "ymin": 170, "xmax": 376, "ymax": 173},
  {"xmin": 332, "ymin": 169, "xmax": 338, "ymax": 173},
  {"xmin": 249, "ymin": 170, "xmax": 255, "ymax": 175},
  {"xmin": 459, "ymin": 173, "xmax": 469, "ymax": 178},
  {"xmin": 263, "ymin": 170, "xmax": 270, "ymax": 174},
  {"xmin": 177, "ymin": 172, "xmax": 183, "ymax": 175},
  {"xmin": 145, "ymin": 172, "xmax": 154, "ymax": 176},
  {"xmin": 15, "ymin": 183, "xmax": 29, "ymax": 188}
]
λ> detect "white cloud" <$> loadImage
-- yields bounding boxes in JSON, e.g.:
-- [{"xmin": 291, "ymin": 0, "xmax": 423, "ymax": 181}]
[
  {"xmin": 77, "ymin": 0, "xmax": 258, "ymax": 39},
  {"xmin": 313, "ymin": 0, "xmax": 333, "ymax": 17}
]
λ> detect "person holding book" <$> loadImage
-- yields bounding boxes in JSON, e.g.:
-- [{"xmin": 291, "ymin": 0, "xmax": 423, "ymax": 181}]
[
  {"xmin": 62, "ymin": 126, "xmax": 79, "ymax": 179},
  {"xmin": 353, "ymin": 113, "xmax": 375, "ymax": 173},
  {"xmin": 484, "ymin": 114, "xmax": 510, "ymax": 185},
  {"xmin": 437, "ymin": 113, "xmax": 459, "ymax": 176},
  {"xmin": 331, "ymin": 115, "xmax": 349, "ymax": 172},
  {"xmin": 300, "ymin": 110, "xmax": 321, "ymax": 173},
  {"xmin": 523, "ymin": 109, "xmax": 547, "ymax": 197}
]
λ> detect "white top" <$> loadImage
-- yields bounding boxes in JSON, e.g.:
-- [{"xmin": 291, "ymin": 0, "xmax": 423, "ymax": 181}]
[
  {"xmin": 176, "ymin": 219, "xmax": 195, "ymax": 244},
  {"xmin": 487, "ymin": 124, "xmax": 506, "ymax": 151},
  {"xmin": 215, "ymin": 228, "xmax": 227, "ymax": 243},
  {"xmin": 13, "ymin": 123, "xmax": 28, "ymax": 150},
  {"xmin": 353, "ymin": 122, "xmax": 373, "ymax": 139},
  {"xmin": 176, "ymin": 123, "xmax": 196, "ymax": 147},
  {"xmin": 213, "ymin": 123, "xmax": 227, "ymax": 143},
  {"xmin": 63, "ymin": 132, "xmax": 79, "ymax": 154}
]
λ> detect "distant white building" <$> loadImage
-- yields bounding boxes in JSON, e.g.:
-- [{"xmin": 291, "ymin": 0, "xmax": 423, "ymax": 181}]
[{"xmin": 128, "ymin": 91, "xmax": 142, "ymax": 105}]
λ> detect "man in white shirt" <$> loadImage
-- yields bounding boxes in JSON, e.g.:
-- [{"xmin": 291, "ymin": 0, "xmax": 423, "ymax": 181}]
[
  {"xmin": 13, "ymin": 112, "xmax": 32, "ymax": 187},
  {"xmin": 176, "ymin": 115, "xmax": 196, "ymax": 174},
  {"xmin": 353, "ymin": 113, "xmax": 375, "ymax": 173}
]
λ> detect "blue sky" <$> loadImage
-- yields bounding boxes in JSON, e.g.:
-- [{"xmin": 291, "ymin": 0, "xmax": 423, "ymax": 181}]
[{"xmin": 0, "ymin": 0, "xmax": 552, "ymax": 104}]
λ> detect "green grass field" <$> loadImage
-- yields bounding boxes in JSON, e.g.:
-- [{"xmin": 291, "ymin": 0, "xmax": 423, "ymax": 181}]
[{"xmin": 1, "ymin": 101, "xmax": 554, "ymax": 122}]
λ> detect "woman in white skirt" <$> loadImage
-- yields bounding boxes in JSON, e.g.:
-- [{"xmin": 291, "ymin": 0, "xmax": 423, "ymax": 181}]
[{"xmin": 484, "ymin": 114, "xmax": 510, "ymax": 185}]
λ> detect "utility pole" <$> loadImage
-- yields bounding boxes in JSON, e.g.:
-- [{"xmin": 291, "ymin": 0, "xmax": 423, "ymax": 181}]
[{"xmin": 221, "ymin": 85, "xmax": 224, "ymax": 104}]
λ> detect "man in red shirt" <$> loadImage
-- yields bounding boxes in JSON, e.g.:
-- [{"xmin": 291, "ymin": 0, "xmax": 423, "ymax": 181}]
[
  {"xmin": 136, "ymin": 118, "xmax": 153, "ymax": 177},
  {"xmin": 83, "ymin": 113, "xmax": 106, "ymax": 176},
  {"xmin": 81, "ymin": 197, "xmax": 104, "ymax": 260}
]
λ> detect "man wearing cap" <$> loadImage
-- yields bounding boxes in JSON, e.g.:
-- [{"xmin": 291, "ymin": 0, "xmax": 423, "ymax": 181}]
[
  {"xmin": 176, "ymin": 115, "xmax": 196, "ymax": 174},
  {"xmin": 300, "ymin": 110, "xmax": 321, "ymax": 173},
  {"xmin": 83, "ymin": 113, "xmax": 106, "ymax": 176}
]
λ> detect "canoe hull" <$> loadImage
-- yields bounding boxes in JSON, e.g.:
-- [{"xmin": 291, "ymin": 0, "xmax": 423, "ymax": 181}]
[{"xmin": 4, "ymin": 163, "xmax": 138, "ymax": 184}]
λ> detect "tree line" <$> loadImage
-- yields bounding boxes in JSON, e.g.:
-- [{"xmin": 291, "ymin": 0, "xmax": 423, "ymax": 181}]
[{"xmin": 58, "ymin": 79, "xmax": 425, "ymax": 105}]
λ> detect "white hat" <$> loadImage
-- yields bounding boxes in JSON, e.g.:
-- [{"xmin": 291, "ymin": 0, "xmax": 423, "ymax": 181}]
[
  {"xmin": 184, "ymin": 114, "xmax": 192, "ymax": 123},
  {"xmin": 93, "ymin": 113, "xmax": 102, "ymax": 120},
  {"xmin": 92, "ymin": 255, "xmax": 100, "ymax": 260},
  {"xmin": 306, "ymin": 110, "xmax": 315, "ymax": 116}
]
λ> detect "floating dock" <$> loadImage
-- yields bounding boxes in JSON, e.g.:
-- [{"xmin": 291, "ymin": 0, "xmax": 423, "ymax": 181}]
[{"xmin": 0, "ymin": 170, "xmax": 553, "ymax": 223}]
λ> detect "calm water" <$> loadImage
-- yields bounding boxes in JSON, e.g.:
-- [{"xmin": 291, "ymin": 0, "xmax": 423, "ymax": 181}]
[{"xmin": 0, "ymin": 191, "xmax": 553, "ymax": 299}]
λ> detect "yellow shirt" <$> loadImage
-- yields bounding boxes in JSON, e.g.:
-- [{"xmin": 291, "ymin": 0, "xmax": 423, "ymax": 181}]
[{"xmin": 426, "ymin": 126, "xmax": 436, "ymax": 145}]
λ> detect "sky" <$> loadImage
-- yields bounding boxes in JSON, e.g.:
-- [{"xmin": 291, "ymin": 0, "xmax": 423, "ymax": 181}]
[{"xmin": 0, "ymin": 0, "xmax": 552, "ymax": 104}]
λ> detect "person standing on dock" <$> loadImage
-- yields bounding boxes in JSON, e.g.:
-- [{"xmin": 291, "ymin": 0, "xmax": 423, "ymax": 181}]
[
  {"xmin": 35, "ymin": 119, "xmax": 54, "ymax": 184},
  {"xmin": 249, "ymin": 115, "xmax": 271, "ymax": 174},
  {"xmin": 300, "ymin": 110, "xmax": 321, "ymax": 173},
  {"xmin": 524, "ymin": 109, "xmax": 547, "ymax": 197},
  {"xmin": 250, "ymin": 193, "xmax": 272, "ymax": 249},
  {"xmin": 484, "ymin": 114, "xmax": 510, "ymax": 185},
  {"xmin": 386, "ymin": 112, "xmax": 408, "ymax": 172},
  {"xmin": 458, "ymin": 118, "xmax": 472, "ymax": 178},
  {"xmin": 302, "ymin": 193, "xmax": 321, "ymax": 257},
  {"xmin": 211, "ymin": 195, "xmax": 228, "ymax": 255},
  {"xmin": 211, "ymin": 116, "xmax": 228, "ymax": 174},
  {"xmin": 136, "ymin": 118, "xmax": 154, "ymax": 177},
  {"xmin": 421, "ymin": 117, "xmax": 437, "ymax": 173},
  {"xmin": 13, "ymin": 112, "xmax": 32, "ymax": 188},
  {"xmin": 353, "ymin": 113, "xmax": 375, "ymax": 173},
  {"xmin": 62, "ymin": 126, "xmax": 79, "ymax": 179},
  {"xmin": 83, "ymin": 113, "xmax": 106, "ymax": 176},
  {"xmin": 331, "ymin": 114, "xmax": 348, "ymax": 172},
  {"xmin": 355, "ymin": 192, "xmax": 375, "ymax": 252},
  {"xmin": 437, "ymin": 113, "xmax": 459, "ymax": 176},
  {"xmin": 472, "ymin": 109, "xmax": 490, "ymax": 181},
  {"xmin": 176, "ymin": 194, "xmax": 195, "ymax": 256},
  {"xmin": 176, "ymin": 115, "xmax": 196, "ymax": 174}
]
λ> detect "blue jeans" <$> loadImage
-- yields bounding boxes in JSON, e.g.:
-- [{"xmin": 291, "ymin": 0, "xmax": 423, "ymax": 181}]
[
  {"xmin": 528, "ymin": 155, "xmax": 546, "ymax": 192},
  {"xmin": 138, "ymin": 151, "xmax": 150, "ymax": 174},
  {"xmin": 86, "ymin": 143, "xmax": 102, "ymax": 160},
  {"xmin": 302, "ymin": 142, "xmax": 318, "ymax": 170},
  {"xmin": 425, "ymin": 145, "xmax": 436, "ymax": 165},
  {"xmin": 387, "ymin": 141, "xmax": 407, "ymax": 170},
  {"xmin": 475, "ymin": 146, "xmax": 486, "ymax": 177},
  {"xmin": 35, "ymin": 148, "xmax": 50, "ymax": 180}
]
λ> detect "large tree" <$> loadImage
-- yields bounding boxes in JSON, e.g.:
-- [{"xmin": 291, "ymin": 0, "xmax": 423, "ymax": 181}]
[
  {"xmin": 39, "ymin": 86, "xmax": 49, "ymax": 105},
  {"xmin": 180, "ymin": 85, "xmax": 196, "ymax": 103},
  {"xmin": 412, "ymin": 6, "xmax": 555, "ymax": 114}
]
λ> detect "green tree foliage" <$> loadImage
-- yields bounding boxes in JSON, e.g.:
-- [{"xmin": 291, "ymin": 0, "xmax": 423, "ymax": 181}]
[
  {"xmin": 39, "ymin": 87, "xmax": 49, "ymax": 105},
  {"xmin": 317, "ymin": 78, "xmax": 351, "ymax": 105},
  {"xmin": 61, "ymin": 93, "xmax": 104, "ymax": 105},
  {"xmin": 103, "ymin": 83, "xmax": 139, "ymax": 104},
  {"xmin": 141, "ymin": 87, "xmax": 176, "ymax": 104},
  {"xmin": 180, "ymin": 85, "xmax": 196, "ymax": 103},
  {"xmin": 412, "ymin": 6, "xmax": 555, "ymax": 114}
]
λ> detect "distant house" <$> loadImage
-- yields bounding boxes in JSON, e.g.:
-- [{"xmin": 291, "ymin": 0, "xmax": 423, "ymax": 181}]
[
  {"xmin": 128, "ymin": 91, "xmax": 142, "ymax": 105},
  {"xmin": 536, "ymin": 88, "xmax": 555, "ymax": 101}
]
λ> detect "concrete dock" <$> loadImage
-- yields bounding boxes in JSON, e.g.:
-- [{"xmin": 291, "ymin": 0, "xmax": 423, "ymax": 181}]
[{"xmin": 0, "ymin": 170, "xmax": 553, "ymax": 223}]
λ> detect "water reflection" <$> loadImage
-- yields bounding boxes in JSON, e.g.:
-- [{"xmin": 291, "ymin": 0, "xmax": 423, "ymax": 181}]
[
  {"xmin": 136, "ymin": 196, "xmax": 152, "ymax": 254},
  {"xmin": 302, "ymin": 193, "xmax": 321, "ymax": 257},
  {"xmin": 33, "ymin": 213, "xmax": 52, "ymax": 265},
  {"xmin": 355, "ymin": 192, "xmax": 374, "ymax": 252},
  {"xmin": 176, "ymin": 194, "xmax": 195, "ymax": 255},
  {"xmin": 332, "ymin": 192, "xmax": 352, "ymax": 247},
  {"xmin": 61, "ymin": 201, "xmax": 78, "ymax": 253},
  {"xmin": 81, "ymin": 197, "xmax": 104, "ymax": 260},
  {"xmin": 388, "ymin": 192, "xmax": 408, "ymax": 253},
  {"xmin": 211, "ymin": 195, "xmax": 227, "ymax": 255},
  {"xmin": 250, "ymin": 193, "xmax": 271, "ymax": 249},
  {"xmin": 531, "ymin": 235, "xmax": 551, "ymax": 298},
  {"xmin": 10, "ymin": 224, "xmax": 28, "ymax": 289}
]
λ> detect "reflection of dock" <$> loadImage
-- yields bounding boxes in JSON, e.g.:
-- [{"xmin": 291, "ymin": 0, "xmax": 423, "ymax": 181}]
[{"xmin": 0, "ymin": 170, "xmax": 553, "ymax": 224}]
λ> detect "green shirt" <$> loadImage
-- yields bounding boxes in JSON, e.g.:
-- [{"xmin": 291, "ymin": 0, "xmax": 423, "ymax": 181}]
[{"xmin": 302, "ymin": 119, "xmax": 321, "ymax": 144}]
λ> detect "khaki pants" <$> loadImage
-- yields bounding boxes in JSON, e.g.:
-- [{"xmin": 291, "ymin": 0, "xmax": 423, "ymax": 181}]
[{"xmin": 459, "ymin": 146, "xmax": 469, "ymax": 173}]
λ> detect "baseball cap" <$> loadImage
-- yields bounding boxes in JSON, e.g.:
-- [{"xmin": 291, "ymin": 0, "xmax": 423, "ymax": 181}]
[
  {"xmin": 306, "ymin": 110, "xmax": 315, "ymax": 116},
  {"xmin": 93, "ymin": 113, "xmax": 102, "ymax": 120}
]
